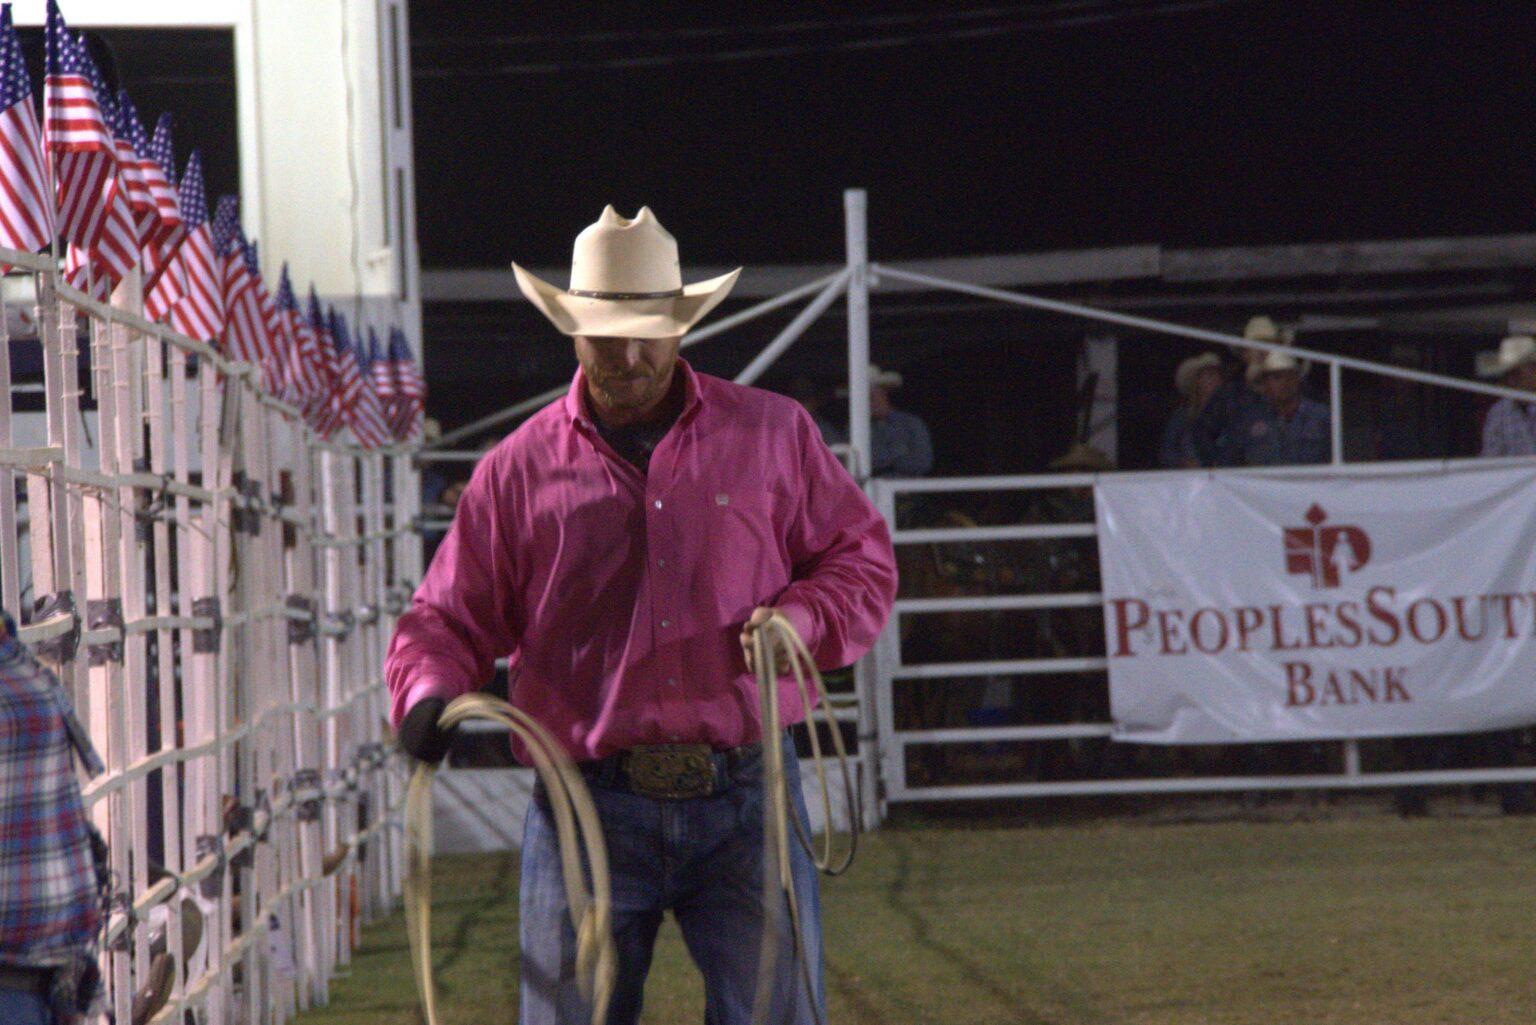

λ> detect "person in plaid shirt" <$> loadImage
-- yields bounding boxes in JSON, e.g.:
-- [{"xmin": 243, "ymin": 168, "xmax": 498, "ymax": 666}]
[{"xmin": 0, "ymin": 610, "xmax": 105, "ymax": 1024}]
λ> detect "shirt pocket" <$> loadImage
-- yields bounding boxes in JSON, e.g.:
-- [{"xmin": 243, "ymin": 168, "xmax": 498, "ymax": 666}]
[{"xmin": 700, "ymin": 487, "xmax": 793, "ymax": 621}]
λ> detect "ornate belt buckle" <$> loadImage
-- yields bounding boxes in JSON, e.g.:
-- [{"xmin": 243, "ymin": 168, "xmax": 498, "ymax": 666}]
[{"xmin": 625, "ymin": 744, "xmax": 716, "ymax": 799}]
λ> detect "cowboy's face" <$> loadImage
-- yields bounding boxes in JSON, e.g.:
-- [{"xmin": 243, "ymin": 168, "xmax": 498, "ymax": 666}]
[
  {"xmin": 574, "ymin": 335, "xmax": 682, "ymax": 414},
  {"xmin": 1192, "ymin": 365, "xmax": 1222, "ymax": 406},
  {"xmin": 870, "ymin": 383, "xmax": 893, "ymax": 419},
  {"xmin": 1259, "ymin": 368, "xmax": 1302, "ymax": 405},
  {"xmin": 1504, "ymin": 361, "xmax": 1536, "ymax": 393}
]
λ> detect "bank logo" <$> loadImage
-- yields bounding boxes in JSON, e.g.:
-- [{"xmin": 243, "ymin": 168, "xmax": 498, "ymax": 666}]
[{"xmin": 1283, "ymin": 504, "xmax": 1371, "ymax": 589}]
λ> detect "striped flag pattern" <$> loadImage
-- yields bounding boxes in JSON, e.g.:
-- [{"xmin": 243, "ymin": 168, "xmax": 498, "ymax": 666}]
[
  {"xmin": 109, "ymin": 91, "xmax": 158, "ymax": 248},
  {"xmin": 367, "ymin": 326, "xmax": 398, "ymax": 433},
  {"xmin": 168, "ymin": 150, "xmax": 222, "ymax": 340},
  {"xmin": 389, "ymin": 327, "xmax": 426, "ymax": 439},
  {"xmin": 327, "ymin": 307, "xmax": 390, "ymax": 448},
  {"xmin": 0, "ymin": 5, "xmax": 54, "ymax": 256},
  {"xmin": 243, "ymin": 239, "xmax": 291, "ymax": 399},
  {"xmin": 211, "ymin": 194, "xmax": 270, "ymax": 365},
  {"xmin": 141, "ymin": 113, "xmax": 183, "ymax": 321},
  {"xmin": 46, "ymin": 5, "xmax": 136, "ymax": 290},
  {"xmin": 308, "ymin": 290, "xmax": 345, "ymax": 437},
  {"xmin": 275, "ymin": 266, "xmax": 329, "ymax": 418}
]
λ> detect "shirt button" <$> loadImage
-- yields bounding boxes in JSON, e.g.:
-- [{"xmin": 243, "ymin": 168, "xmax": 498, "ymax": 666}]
[
  {"xmin": 667, "ymin": 677, "xmax": 677, "ymax": 686},
  {"xmin": 657, "ymin": 558, "xmax": 666, "ymax": 568},
  {"xmin": 653, "ymin": 499, "xmax": 663, "ymax": 509},
  {"xmin": 669, "ymin": 734, "xmax": 681, "ymax": 742},
  {"xmin": 661, "ymin": 619, "xmax": 671, "ymax": 629}
]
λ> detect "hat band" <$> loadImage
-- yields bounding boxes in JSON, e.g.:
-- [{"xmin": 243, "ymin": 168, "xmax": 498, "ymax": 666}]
[{"xmin": 567, "ymin": 286, "xmax": 685, "ymax": 300}]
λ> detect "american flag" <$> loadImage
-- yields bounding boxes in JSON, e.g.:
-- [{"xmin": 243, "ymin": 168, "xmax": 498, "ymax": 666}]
[
  {"xmin": 243, "ymin": 239, "xmax": 291, "ymax": 398},
  {"xmin": 46, "ymin": 5, "xmax": 136, "ymax": 291},
  {"xmin": 109, "ymin": 90, "xmax": 160, "ymax": 249},
  {"xmin": 141, "ymin": 112, "xmax": 183, "ymax": 320},
  {"xmin": 388, "ymin": 327, "xmax": 427, "ymax": 438},
  {"xmin": 367, "ymin": 326, "xmax": 398, "ymax": 430},
  {"xmin": 275, "ymin": 265, "xmax": 329, "ymax": 418},
  {"xmin": 168, "ymin": 150, "xmax": 222, "ymax": 340},
  {"xmin": 0, "ymin": 4, "xmax": 54, "ymax": 257},
  {"xmin": 327, "ymin": 307, "xmax": 391, "ymax": 448},
  {"xmin": 308, "ymin": 289, "xmax": 344, "ymax": 437},
  {"xmin": 211, "ymin": 194, "xmax": 268, "ymax": 366}
]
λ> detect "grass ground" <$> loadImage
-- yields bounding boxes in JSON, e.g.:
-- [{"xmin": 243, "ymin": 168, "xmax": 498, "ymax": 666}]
[{"xmin": 296, "ymin": 815, "xmax": 1536, "ymax": 1025}]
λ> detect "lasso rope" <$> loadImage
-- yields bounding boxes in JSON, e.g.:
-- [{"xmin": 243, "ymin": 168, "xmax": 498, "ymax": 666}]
[
  {"xmin": 404, "ymin": 694, "xmax": 616, "ymax": 1025},
  {"xmin": 750, "ymin": 610, "xmax": 860, "ymax": 1025},
  {"xmin": 403, "ymin": 611, "xmax": 859, "ymax": 1025}
]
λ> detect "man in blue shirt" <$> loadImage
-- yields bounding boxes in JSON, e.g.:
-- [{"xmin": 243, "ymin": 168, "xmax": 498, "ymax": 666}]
[
  {"xmin": 866, "ymin": 365, "xmax": 933, "ymax": 477},
  {"xmin": 1232, "ymin": 349, "xmax": 1332, "ymax": 466}
]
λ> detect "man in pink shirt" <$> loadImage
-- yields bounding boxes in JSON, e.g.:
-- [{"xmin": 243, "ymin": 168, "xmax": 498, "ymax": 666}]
[{"xmin": 386, "ymin": 206, "xmax": 897, "ymax": 1024}]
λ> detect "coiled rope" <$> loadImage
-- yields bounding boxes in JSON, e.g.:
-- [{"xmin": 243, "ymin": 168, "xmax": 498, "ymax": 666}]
[
  {"xmin": 749, "ymin": 610, "xmax": 859, "ymax": 1025},
  {"xmin": 404, "ymin": 694, "xmax": 616, "ymax": 1025},
  {"xmin": 403, "ymin": 610, "xmax": 859, "ymax": 1025}
]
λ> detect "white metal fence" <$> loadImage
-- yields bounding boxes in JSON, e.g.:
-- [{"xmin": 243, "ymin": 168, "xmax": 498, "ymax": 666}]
[{"xmin": 1, "ymin": 246, "xmax": 420, "ymax": 1025}]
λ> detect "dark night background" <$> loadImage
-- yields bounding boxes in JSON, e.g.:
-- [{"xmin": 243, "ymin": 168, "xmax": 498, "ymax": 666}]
[
  {"xmin": 404, "ymin": 0, "xmax": 1536, "ymax": 477},
  {"xmin": 32, "ymin": 2, "xmax": 1536, "ymax": 474}
]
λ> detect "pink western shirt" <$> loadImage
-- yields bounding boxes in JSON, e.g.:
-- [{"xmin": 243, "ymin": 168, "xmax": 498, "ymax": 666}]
[{"xmin": 385, "ymin": 360, "xmax": 898, "ymax": 762}]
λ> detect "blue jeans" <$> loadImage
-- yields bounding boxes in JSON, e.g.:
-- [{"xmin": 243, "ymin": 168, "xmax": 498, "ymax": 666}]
[
  {"xmin": 519, "ymin": 733, "xmax": 824, "ymax": 1024},
  {"xmin": 0, "ymin": 986, "xmax": 51, "ymax": 1025}
]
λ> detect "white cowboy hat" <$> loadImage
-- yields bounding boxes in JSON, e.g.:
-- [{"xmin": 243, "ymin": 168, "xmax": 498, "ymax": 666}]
[
  {"xmin": 835, "ymin": 364, "xmax": 903, "ymax": 397},
  {"xmin": 1243, "ymin": 315, "xmax": 1295, "ymax": 344},
  {"xmin": 1248, "ymin": 347, "xmax": 1309, "ymax": 382},
  {"xmin": 1476, "ymin": 335, "xmax": 1536, "ymax": 380},
  {"xmin": 512, "ymin": 206, "xmax": 740, "ymax": 339},
  {"xmin": 1174, "ymin": 353, "xmax": 1221, "ymax": 398}
]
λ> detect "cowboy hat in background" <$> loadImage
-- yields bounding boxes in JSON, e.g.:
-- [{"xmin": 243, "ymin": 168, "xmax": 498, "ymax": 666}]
[
  {"xmin": 1175, "ymin": 352, "xmax": 1221, "ymax": 399},
  {"xmin": 1243, "ymin": 315, "xmax": 1295, "ymax": 346},
  {"xmin": 1475, "ymin": 335, "xmax": 1536, "ymax": 380},
  {"xmin": 1248, "ymin": 347, "xmax": 1309, "ymax": 382},
  {"xmin": 834, "ymin": 365, "xmax": 903, "ymax": 397},
  {"xmin": 1241, "ymin": 315, "xmax": 1302, "ymax": 382},
  {"xmin": 513, "ymin": 206, "xmax": 740, "ymax": 338}
]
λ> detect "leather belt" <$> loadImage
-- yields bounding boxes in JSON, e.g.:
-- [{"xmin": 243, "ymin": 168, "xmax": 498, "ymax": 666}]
[
  {"xmin": 0, "ymin": 963, "xmax": 52, "ymax": 995},
  {"xmin": 578, "ymin": 741, "xmax": 762, "ymax": 800}
]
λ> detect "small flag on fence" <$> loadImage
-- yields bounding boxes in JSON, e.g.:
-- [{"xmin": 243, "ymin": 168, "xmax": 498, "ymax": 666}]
[
  {"xmin": 276, "ymin": 266, "xmax": 329, "ymax": 418},
  {"xmin": 389, "ymin": 327, "xmax": 426, "ymax": 439},
  {"xmin": 0, "ymin": 5, "xmax": 55, "ymax": 257},
  {"xmin": 244, "ymin": 239, "xmax": 291, "ymax": 399},
  {"xmin": 212, "ymin": 194, "xmax": 270, "ymax": 367},
  {"xmin": 141, "ymin": 113, "xmax": 184, "ymax": 321},
  {"xmin": 109, "ymin": 91, "xmax": 158, "ymax": 248},
  {"xmin": 309, "ymin": 290, "xmax": 344, "ymax": 437},
  {"xmin": 169, "ymin": 150, "xmax": 223, "ymax": 340},
  {"xmin": 328, "ymin": 307, "xmax": 391, "ymax": 448},
  {"xmin": 367, "ymin": 326, "xmax": 398, "ymax": 435},
  {"xmin": 46, "ymin": 5, "xmax": 136, "ymax": 293}
]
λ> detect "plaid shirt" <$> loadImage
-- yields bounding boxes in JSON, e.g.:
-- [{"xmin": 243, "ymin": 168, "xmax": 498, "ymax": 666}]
[{"xmin": 0, "ymin": 611, "xmax": 105, "ymax": 973}]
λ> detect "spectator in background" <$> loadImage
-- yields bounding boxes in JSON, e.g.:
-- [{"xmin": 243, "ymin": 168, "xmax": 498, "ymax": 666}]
[
  {"xmin": 1194, "ymin": 315, "xmax": 1285, "ymax": 466},
  {"xmin": 0, "ymin": 611, "xmax": 115, "ymax": 1025},
  {"xmin": 787, "ymin": 374, "xmax": 846, "ymax": 446},
  {"xmin": 1370, "ymin": 345, "xmax": 1445, "ymax": 462},
  {"xmin": 1160, "ymin": 353, "xmax": 1223, "ymax": 468},
  {"xmin": 1233, "ymin": 349, "xmax": 1331, "ymax": 466},
  {"xmin": 1478, "ymin": 335, "xmax": 1536, "ymax": 456},
  {"xmin": 866, "ymin": 365, "xmax": 933, "ymax": 477}
]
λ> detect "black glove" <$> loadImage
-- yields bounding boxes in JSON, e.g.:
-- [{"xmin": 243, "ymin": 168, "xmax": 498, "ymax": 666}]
[{"xmin": 397, "ymin": 697, "xmax": 456, "ymax": 764}]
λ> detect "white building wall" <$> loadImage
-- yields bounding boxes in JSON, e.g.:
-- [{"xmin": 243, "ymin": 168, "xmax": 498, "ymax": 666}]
[{"xmin": 12, "ymin": 0, "xmax": 422, "ymax": 349}]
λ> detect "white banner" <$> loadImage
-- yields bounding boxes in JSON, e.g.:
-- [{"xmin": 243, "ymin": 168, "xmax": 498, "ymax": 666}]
[{"xmin": 1095, "ymin": 462, "xmax": 1536, "ymax": 743}]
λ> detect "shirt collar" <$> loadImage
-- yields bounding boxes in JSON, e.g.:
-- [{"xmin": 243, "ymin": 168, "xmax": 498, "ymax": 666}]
[{"xmin": 564, "ymin": 357, "xmax": 705, "ymax": 429}]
